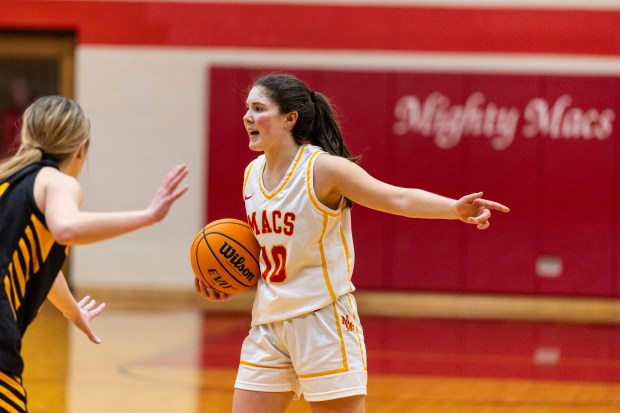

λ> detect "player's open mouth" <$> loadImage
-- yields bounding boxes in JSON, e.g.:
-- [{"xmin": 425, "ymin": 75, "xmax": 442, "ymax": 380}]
[{"xmin": 249, "ymin": 131, "xmax": 259, "ymax": 136}]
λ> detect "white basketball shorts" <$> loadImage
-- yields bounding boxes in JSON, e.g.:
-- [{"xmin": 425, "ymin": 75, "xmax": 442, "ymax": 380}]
[{"xmin": 234, "ymin": 293, "xmax": 367, "ymax": 402}]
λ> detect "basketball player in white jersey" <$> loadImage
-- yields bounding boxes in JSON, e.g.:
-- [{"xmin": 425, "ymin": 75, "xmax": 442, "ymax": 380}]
[{"xmin": 195, "ymin": 73, "xmax": 510, "ymax": 413}]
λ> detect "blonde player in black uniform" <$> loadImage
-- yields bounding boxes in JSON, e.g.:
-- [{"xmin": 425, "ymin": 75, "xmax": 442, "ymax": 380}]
[
  {"xmin": 195, "ymin": 73, "xmax": 509, "ymax": 413},
  {"xmin": 0, "ymin": 95, "xmax": 189, "ymax": 413}
]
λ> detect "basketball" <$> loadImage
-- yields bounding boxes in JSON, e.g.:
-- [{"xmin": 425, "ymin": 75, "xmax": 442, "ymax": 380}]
[{"xmin": 190, "ymin": 218, "xmax": 261, "ymax": 295}]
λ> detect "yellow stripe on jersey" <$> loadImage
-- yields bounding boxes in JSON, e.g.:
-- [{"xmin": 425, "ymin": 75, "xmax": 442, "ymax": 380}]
[
  {"xmin": 2, "ymin": 214, "xmax": 58, "ymax": 318},
  {"xmin": 243, "ymin": 160, "xmax": 256, "ymax": 198},
  {"xmin": 31, "ymin": 213, "xmax": 55, "ymax": 261},
  {"xmin": 14, "ymin": 241, "xmax": 28, "ymax": 297},
  {"xmin": 17, "ymin": 239, "xmax": 30, "ymax": 287},
  {"xmin": 318, "ymin": 215, "xmax": 338, "ymax": 303},
  {"xmin": 3, "ymin": 275, "xmax": 17, "ymax": 321},
  {"xmin": 259, "ymin": 144, "xmax": 306, "ymax": 200},
  {"xmin": 305, "ymin": 150, "xmax": 340, "ymax": 217},
  {"xmin": 339, "ymin": 224, "xmax": 351, "ymax": 277},
  {"xmin": 8, "ymin": 252, "xmax": 23, "ymax": 312},
  {"xmin": 0, "ymin": 182, "xmax": 8, "ymax": 198},
  {"xmin": 24, "ymin": 225, "xmax": 40, "ymax": 274}
]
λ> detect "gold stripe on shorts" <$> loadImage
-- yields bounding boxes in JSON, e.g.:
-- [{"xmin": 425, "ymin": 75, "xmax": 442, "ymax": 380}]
[
  {"xmin": 239, "ymin": 360, "xmax": 294, "ymax": 369},
  {"xmin": 0, "ymin": 371, "xmax": 26, "ymax": 413}
]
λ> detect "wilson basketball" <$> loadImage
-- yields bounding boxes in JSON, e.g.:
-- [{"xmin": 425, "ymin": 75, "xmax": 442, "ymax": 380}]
[{"xmin": 190, "ymin": 218, "xmax": 261, "ymax": 295}]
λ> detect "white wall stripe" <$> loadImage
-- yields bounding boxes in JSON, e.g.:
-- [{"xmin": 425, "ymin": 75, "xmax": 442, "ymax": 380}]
[{"xmin": 193, "ymin": 48, "xmax": 620, "ymax": 75}]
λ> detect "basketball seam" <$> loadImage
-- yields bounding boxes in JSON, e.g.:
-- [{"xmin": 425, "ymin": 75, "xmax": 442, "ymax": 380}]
[
  {"xmin": 203, "ymin": 232, "xmax": 258, "ymax": 288},
  {"xmin": 192, "ymin": 236, "xmax": 228, "ymax": 292}
]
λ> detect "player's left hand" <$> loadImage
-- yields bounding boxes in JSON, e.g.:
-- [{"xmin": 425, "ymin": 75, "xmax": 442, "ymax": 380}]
[
  {"xmin": 194, "ymin": 278, "xmax": 234, "ymax": 302},
  {"xmin": 456, "ymin": 192, "xmax": 510, "ymax": 230},
  {"xmin": 69, "ymin": 295, "xmax": 106, "ymax": 344}
]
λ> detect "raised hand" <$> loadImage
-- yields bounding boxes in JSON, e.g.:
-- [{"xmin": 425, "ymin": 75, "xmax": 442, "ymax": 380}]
[{"xmin": 146, "ymin": 164, "xmax": 190, "ymax": 223}]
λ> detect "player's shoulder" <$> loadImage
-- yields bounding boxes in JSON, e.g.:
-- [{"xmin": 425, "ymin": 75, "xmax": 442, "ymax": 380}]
[
  {"xmin": 313, "ymin": 151, "xmax": 352, "ymax": 170},
  {"xmin": 37, "ymin": 166, "xmax": 80, "ymax": 192}
]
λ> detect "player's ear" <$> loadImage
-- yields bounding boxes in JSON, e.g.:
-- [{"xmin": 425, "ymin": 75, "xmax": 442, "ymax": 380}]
[
  {"xmin": 285, "ymin": 111, "xmax": 298, "ymax": 128},
  {"xmin": 77, "ymin": 139, "xmax": 89, "ymax": 160}
]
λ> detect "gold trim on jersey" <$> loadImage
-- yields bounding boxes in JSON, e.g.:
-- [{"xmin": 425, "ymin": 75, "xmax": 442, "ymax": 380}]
[
  {"xmin": 306, "ymin": 150, "xmax": 353, "ymax": 286},
  {"xmin": 3, "ymin": 214, "xmax": 58, "ymax": 320},
  {"xmin": 258, "ymin": 145, "xmax": 305, "ymax": 200},
  {"xmin": 318, "ymin": 214, "xmax": 338, "ymax": 303},
  {"xmin": 0, "ymin": 182, "xmax": 8, "ymax": 198},
  {"xmin": 305, "ymin": 150, "xmax": 341, "ymax": 217},
  {"xmin": 339, "ymin": 223, "xmax": 352, "ymax": 278},
  {"xmin": 242, "ymin": 159, "xmax": 256, "ymax": 200}
]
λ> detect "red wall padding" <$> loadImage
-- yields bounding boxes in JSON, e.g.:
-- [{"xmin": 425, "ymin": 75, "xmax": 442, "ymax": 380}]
[
  {"xmin": 207, "ymin": 67, "xmax": 618, "ymax": 297},
  {"xmin": 0, "ymin": 2, "xmax": 619, "ymax": 55}
]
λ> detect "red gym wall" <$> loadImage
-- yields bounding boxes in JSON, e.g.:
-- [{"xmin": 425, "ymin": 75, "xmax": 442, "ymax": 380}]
[
  {"xmin": 207, "ymin": 67, "xmax": 619, "ymax": 297},
  {"xmin": 1, "ymin": 1, "xmax": 618, "ymax": 297}
]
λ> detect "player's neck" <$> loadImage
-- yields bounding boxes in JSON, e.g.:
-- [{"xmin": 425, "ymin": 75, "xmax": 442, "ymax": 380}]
[{"xmin": 263, "ymin": 143, "xmax": 302, "ymax": 189}]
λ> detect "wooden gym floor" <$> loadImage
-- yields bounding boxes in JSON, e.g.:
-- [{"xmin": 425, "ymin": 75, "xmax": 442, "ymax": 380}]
[{"xmin": 21, "ymin": 289, "xmax": 620, "ymax": 413}]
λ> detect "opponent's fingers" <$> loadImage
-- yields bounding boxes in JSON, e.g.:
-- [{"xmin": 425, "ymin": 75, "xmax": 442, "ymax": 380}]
[
  {"xmin": 81, "ymin": 298, "xmax": 97, "ymax": 311},
  {"xmin": 77, "ymin": 295, "xmax": 91, "ymax": 307},
  {"xmin": 169, "ymin": 185, "xmax": 190, "ymax": 202},
  {"xmin": 89, "ymin": 303, "xmax": 106, "ymax": 318},
  {"xmin": 164, "ymin": 165, "xmax": 189, "ymax": 190}
]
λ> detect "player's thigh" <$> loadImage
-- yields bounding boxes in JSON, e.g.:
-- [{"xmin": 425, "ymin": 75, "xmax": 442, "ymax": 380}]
[
  {"xmin": 309, "ymin": 395, "xmax": 365, "ymax": 413},
  {"xmin": 232, "ymin": 388, "xmax": 295, "ymax": 413}
]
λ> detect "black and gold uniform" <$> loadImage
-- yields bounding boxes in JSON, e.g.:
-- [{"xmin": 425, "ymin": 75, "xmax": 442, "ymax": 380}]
[{"xmin": 0, "ymin": 160, "xmax": 69, "ymax": 413}]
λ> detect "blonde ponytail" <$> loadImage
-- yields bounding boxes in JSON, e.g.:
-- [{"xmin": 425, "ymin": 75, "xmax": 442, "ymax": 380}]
[{"xmin": 0, "ymin": 96, "xmax": 90, "ymax": 181}]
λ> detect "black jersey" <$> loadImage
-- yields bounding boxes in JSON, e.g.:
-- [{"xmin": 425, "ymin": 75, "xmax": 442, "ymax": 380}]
[{"xmin": 0, "ymin": 160, "xmax": 69, "ymax": 376}]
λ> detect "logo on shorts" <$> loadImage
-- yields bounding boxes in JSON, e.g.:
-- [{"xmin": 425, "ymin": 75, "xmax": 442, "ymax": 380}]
[{"xmin": 341, "ymin": 315, "xmax": 355, "ymax": 332}]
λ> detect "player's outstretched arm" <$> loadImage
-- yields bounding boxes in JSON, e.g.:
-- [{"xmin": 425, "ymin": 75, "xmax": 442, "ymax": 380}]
[
  {"xmin": 42, "ymin": 164, "xmax": 189, "ymax": 245},
  {"xmin": 315, "ymin": 154, "xmax": 509, "ymax": 228}
]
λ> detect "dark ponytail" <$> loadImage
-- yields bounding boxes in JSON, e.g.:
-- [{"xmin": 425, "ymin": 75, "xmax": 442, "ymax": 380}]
[
  {"xmin": 310, "ymin": 91, "xmax": 360, "ymax": 164},
  {"xmin": 252, "ymin": 73, "xmax": 360, "ymax": 207}
]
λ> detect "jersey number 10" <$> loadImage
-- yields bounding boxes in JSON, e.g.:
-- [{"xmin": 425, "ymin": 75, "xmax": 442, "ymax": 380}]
[{"xmin": 260, "ymin": 245, "xmax": 288, "ymax": 283}]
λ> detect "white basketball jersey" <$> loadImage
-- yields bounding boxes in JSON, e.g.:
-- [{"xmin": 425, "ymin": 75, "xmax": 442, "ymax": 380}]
[{"xmin": 243, "ymin": 144, "xmax": 355, "ymax": 326}]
